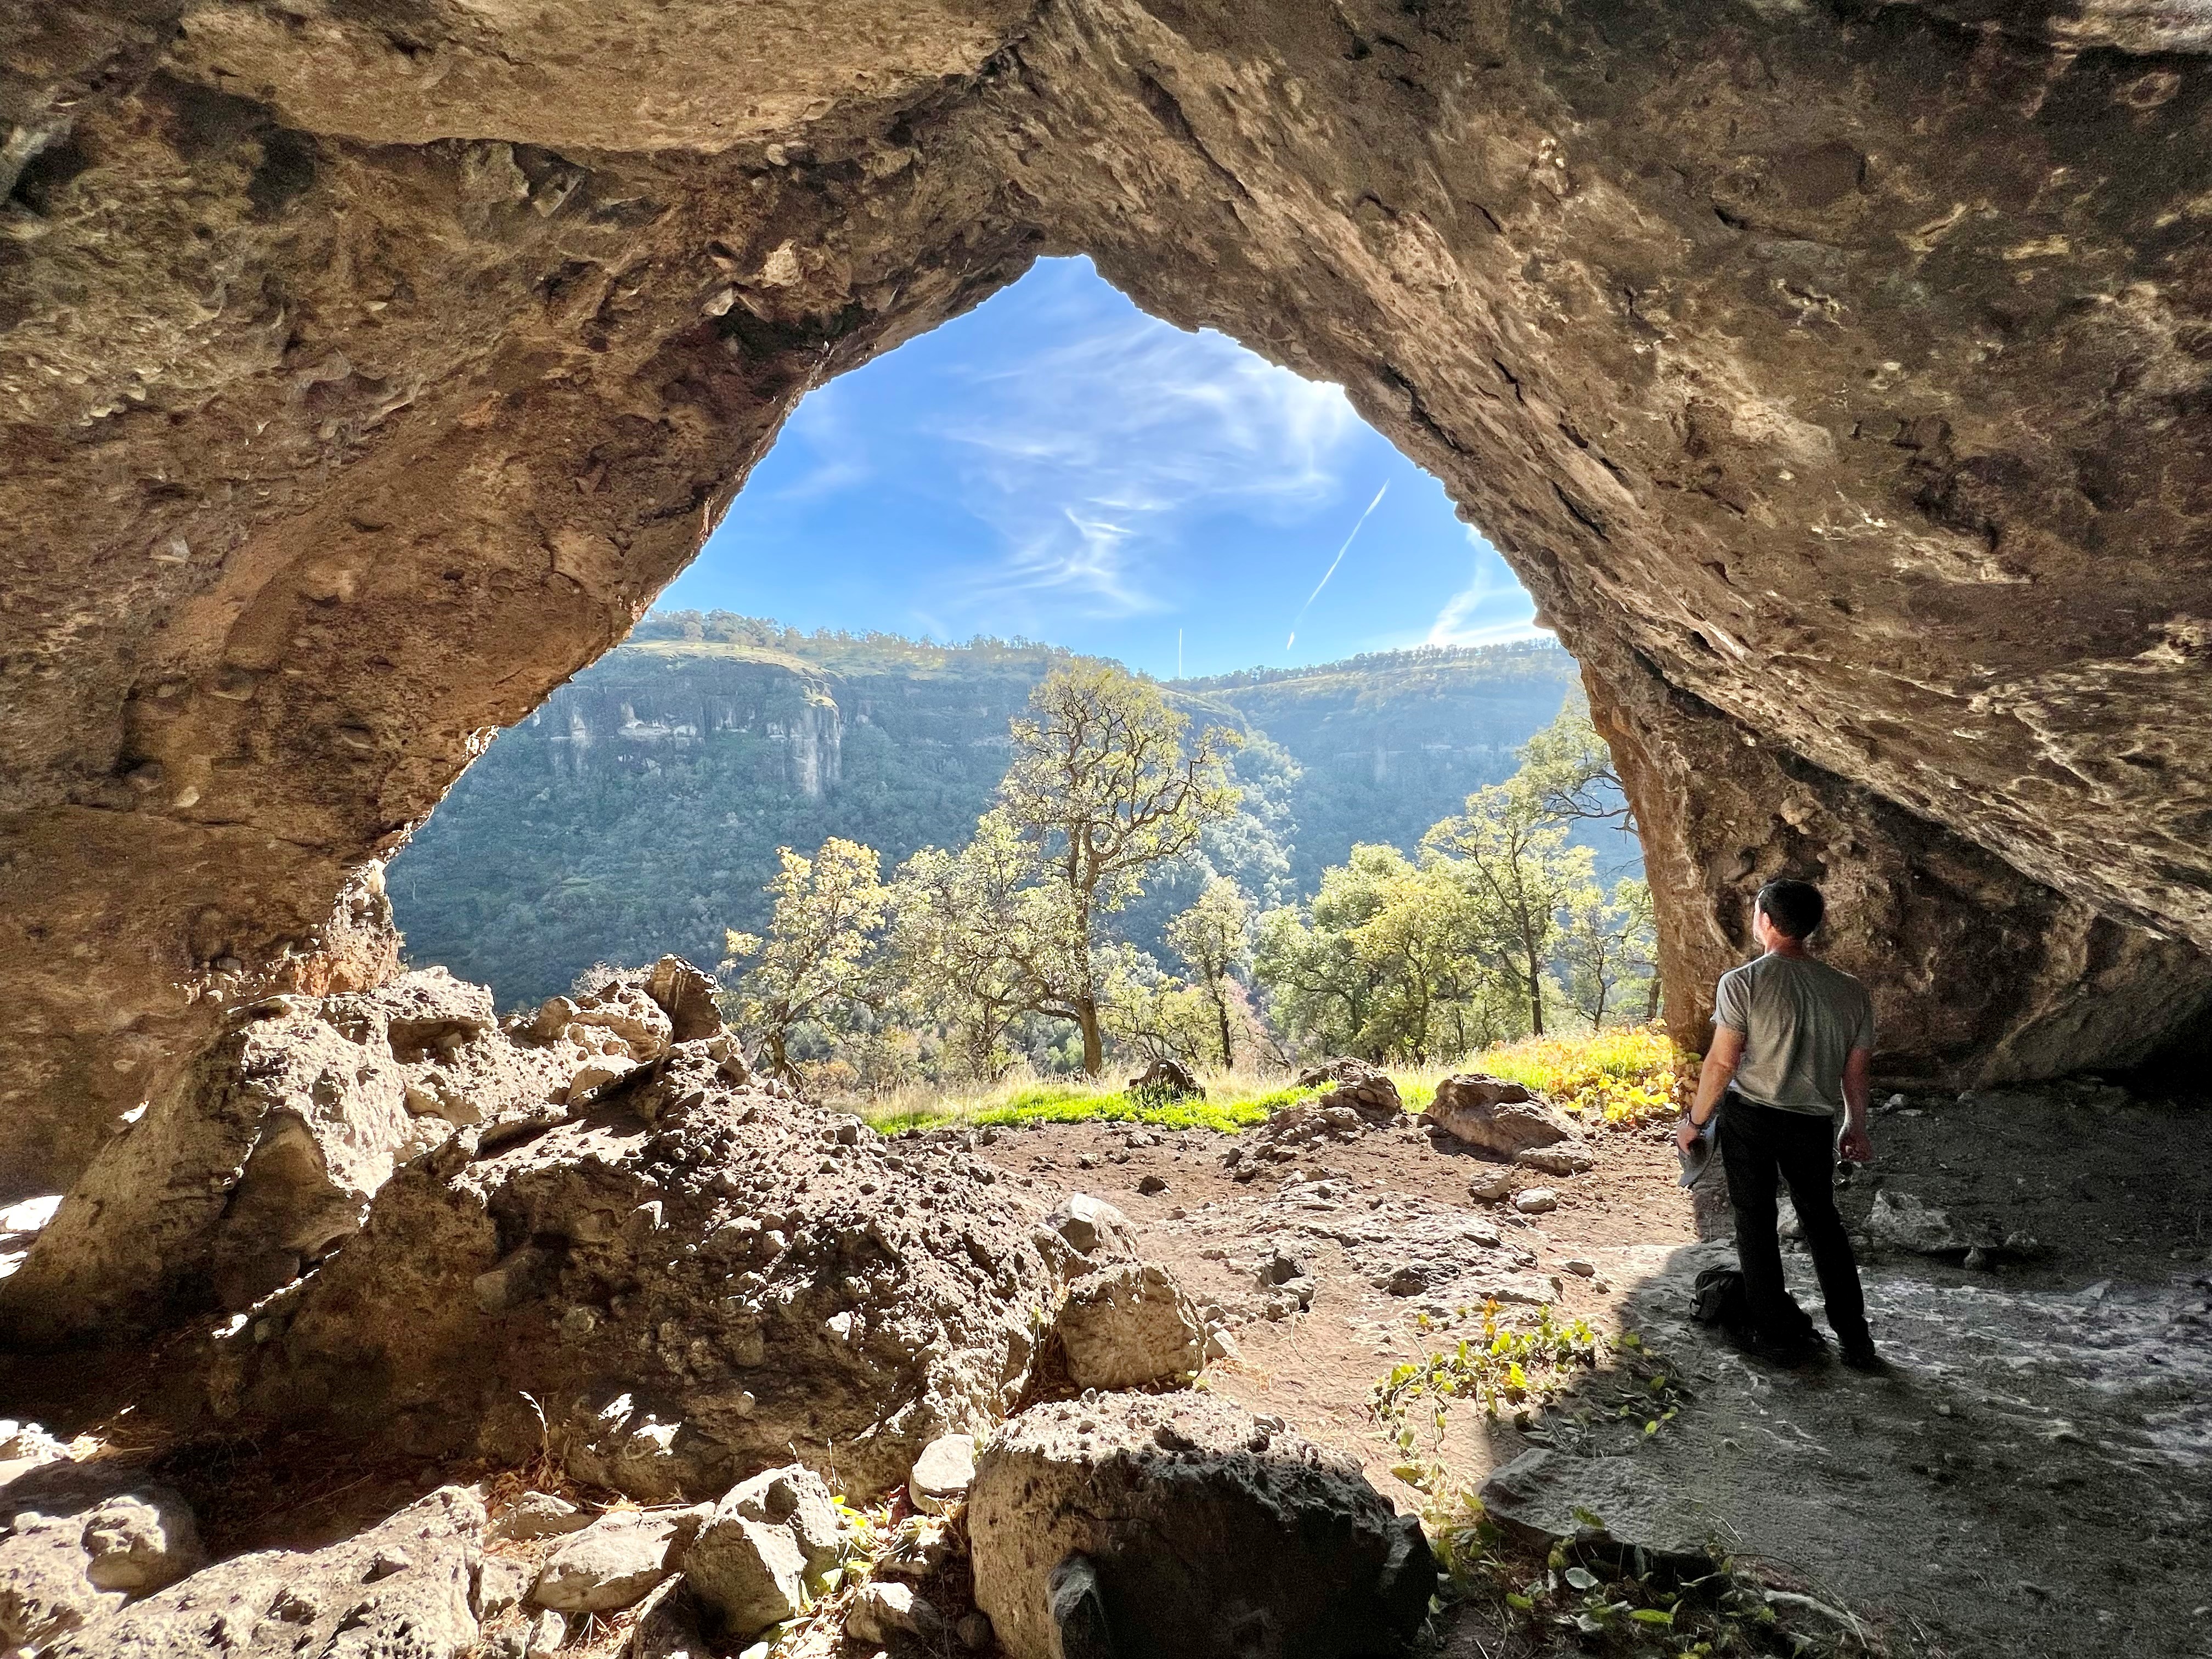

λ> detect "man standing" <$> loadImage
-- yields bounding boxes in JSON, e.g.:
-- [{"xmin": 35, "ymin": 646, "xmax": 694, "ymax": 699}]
[{"xmin": 1676, "ymin": 878, "xmax": 1881, "ymax": 1370}]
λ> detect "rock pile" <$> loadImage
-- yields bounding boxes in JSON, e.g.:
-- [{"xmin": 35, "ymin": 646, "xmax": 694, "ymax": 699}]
[
  {"xmin": 208, "ymin": 1043, "xmax": 1087, "ymax": 1501},
  {"xmin": 969, "ymin": 1392, "xmax": 1436, "ymax": 1659},
  {"xmin": 1, "ymin": 956, "xmax": 732, "ymax": 1346},
  {"xmin": 1226, "ymin": 1064, "xmax": 1409, "ymax": 1180}
]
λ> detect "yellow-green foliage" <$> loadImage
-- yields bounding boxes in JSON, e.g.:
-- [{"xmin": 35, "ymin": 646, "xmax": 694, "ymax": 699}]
[
  {"xmin": 1475, "ymin": 1022, "xmax": 1686, "ymax": 1124},
  {"xmin": 850, "ymin": 1024, "xmax": 1683, "ymax": 1136},
  {"xmin": 857, "ymin": 1072, "xmax": 1324, "ymax": 1136}
]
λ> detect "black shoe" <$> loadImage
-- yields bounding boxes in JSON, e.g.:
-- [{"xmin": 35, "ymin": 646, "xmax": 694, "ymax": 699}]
[{"xmin": 1839, "ymin": 1339, "xmax": 1886, "ymax": 1374}]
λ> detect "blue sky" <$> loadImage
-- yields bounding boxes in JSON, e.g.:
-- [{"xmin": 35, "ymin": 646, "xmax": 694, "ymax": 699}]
[{"xmin": 658, "ymin": 257, "xmax": 1543, "ymax": 679}]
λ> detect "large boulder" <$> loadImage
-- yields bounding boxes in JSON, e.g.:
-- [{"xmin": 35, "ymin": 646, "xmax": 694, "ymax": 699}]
[
  {"xmin": 44, "ymin": 1486, "xmax": 484, "ymax": 1658},
  {"xmin": 1125, "ymin": 1058, "xmax": 1202, "ymax": 1101},
  {"xmin": 969, "ymin": 1393, "xmax": 1435, "ymax": 1659},
  {"xmin": 1424, "ymin": 1075, "xmax": 1583, "ymax": 1158},
  {"xmin": 1054, "ymin": 1262, "xmax": 1205, "ymax": 1391},
  {"xmin": 0, "ymin": 1463, "xmax": 202, "ymax": 1648},
  {"xmin": 210, "ymin": 1048, "xmax": 1077, "ymax": 1500}
]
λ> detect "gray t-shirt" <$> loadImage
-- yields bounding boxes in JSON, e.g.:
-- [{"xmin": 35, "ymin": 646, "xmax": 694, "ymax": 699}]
[{"xmin": 1713, "ymin": 952, "xmax": 1874, "ymax": 1117}]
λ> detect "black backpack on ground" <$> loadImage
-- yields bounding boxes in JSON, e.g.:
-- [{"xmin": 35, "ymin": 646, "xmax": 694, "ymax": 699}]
[{"xmin": 1691, "ymin": 1265, "xmax": 1752, "ymax": 1331}]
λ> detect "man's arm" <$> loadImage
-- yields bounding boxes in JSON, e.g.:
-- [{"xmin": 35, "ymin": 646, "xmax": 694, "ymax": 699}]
[
  {"xmin": 1675, "ymin": 1026, "xmax": 1745, "ymax": 1153},
  {"xmin": 1839, "ymin": 1046, "xmax": 1873, "ymax": 1164}
]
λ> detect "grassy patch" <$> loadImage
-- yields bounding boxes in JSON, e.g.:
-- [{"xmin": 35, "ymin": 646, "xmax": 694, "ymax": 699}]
[
  {"xmin": 856, "ymin": 1072, "xmax": 1324, "ymax": 1136},
  {"xmin": 843, "ymin": 1024, "xmax": 1684, "ymax": 1136},
  {"xmin": 1476, "ymin": 1024, "xmax": 1686, "ymax": 1125}
]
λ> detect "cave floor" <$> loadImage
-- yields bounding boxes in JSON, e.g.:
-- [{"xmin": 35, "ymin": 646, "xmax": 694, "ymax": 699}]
[
  {"xmin": 4, "ymin": 1085, "xmax": 2208, "ymax": 1658},
  {"xmin": 991, "ymin": 1084, "xmax": 2212, "ymax": 1659}
]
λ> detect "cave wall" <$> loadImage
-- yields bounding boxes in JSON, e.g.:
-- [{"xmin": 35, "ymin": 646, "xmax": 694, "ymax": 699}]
[{"xmin": 5, "ymin": 0, "xmax": 2211, "ymax": 1198}]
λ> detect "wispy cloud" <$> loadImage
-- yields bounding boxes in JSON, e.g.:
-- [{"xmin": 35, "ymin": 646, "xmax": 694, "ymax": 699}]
[
  {"xmin": 931, "ymin": 309, "xmax": 1359, "ymax": 625},
  {"xmin": 1426, "ymin": 529, "xmax": 1551, "ymax": 646}
]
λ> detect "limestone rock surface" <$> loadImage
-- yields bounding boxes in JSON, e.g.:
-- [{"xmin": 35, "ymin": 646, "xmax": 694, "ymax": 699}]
[
  {"xmin": 7, "ymin": 0, "xmax": 2212, "ymax": 1245},
  {"xmin": 43, "ymin": 1486, "xmax": 484, "ymax": 1659},
  {"xmin": 1479, "ymin": 1449, "xmax": 1711, "ymax": 1567},
  {"xmin": 1054, "ymin": 1261, "xmax": 1205, "ymax": 1391},
  {"xmin": 1, "ymin": 957, "xmax": 725, "ymax": 1345},
  {"xmin": 0, "ymin": 1463, "xmax": 202, "ymax": 1648},
  {"xmin": 208, "ymin": 1048, "xmax": 1073, "ymax": 1500},
  {"xmin": 969, "ymin": 1392, "xmax": 1435, "ymax": 1659},
  {"xmin": 1426, "ymin": 1077, "xmax": 1582, "ymax": 1158}
]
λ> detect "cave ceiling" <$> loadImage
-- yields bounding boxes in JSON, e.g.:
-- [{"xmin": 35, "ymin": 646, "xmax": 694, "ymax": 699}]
[{"xmin": 3, "ymin": 0, "xmax": 2211, "ymax": 1193}]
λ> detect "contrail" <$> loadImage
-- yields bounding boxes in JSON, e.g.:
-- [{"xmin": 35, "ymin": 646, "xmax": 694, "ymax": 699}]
[{"xmin": 1286, "ymin": 483, "xmax": 1387, "ymax": 650}]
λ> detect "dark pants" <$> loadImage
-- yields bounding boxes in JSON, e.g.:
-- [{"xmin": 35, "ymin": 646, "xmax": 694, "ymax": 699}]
[{"xmin": 1718, "ymin": 1093, "xmax": 1870, "ymax": 1348}]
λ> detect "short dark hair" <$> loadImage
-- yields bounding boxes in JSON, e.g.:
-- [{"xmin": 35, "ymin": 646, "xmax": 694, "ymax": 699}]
[{"xmin": 1756, "ymin": 878, "xmax": 1825, "ymax": 939}]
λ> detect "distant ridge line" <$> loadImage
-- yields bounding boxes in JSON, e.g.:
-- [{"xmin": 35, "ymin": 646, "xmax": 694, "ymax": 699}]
[
  {"xmin": 634, "ymin": 608, "xmax": 1566, "ymax": 691},
  {"xmin": 1167, "ymin": 637, "xmax": 1568, "ymax": 693}
]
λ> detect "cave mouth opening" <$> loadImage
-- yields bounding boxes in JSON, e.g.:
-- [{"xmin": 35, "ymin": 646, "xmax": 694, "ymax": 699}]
[{"xmin": 387, "ymin": 254, "xmax": 1655, "ymax": 1086}]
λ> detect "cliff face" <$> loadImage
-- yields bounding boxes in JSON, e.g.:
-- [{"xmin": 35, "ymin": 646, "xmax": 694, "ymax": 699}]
[
  {"xmin": 538, "ymin": 647, "xmax": 846, "ymax": 798},
  {"xmin": 1179, "ymin": 646, "xmax": 1594, "ymax": 889},
  {"xmin": 4, "ymin": 0, "xmax": 2211, "ymax": 1208},
  {"xmin": 389, "ymin": 640, "xmax": 1050, "ymax": 1003}
]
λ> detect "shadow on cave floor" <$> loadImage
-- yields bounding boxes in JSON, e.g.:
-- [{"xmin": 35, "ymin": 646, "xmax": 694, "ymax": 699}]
[
  {"xmin": 1420, "ymin": 1084, "xmax": 2212, "ymax": 1659},
  {"xmin": 1056, "ymin": 1081, "xmax": 2212, "ymax": 1659}
]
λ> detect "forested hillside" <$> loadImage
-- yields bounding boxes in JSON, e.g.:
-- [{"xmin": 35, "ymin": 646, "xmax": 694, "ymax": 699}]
[{"xmin": 388, "ymin": 613, "xmax": 1592, "ymax": 1006}]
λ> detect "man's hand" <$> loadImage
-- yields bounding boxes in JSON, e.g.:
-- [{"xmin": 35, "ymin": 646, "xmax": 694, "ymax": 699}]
[
  {"xmin": 1675, "ymin": 1114, "xmax": 1705, "ymax": 1155},
  {"xmin": 1838, "ymin": 1122, "xmax": 1872, "ymax": 1164}
]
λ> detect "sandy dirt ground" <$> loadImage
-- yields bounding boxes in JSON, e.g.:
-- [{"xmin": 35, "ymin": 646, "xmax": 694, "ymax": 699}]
[{"xmin": 986, "ymin": 1080, "xmax": 2212, "ymax": 1659}]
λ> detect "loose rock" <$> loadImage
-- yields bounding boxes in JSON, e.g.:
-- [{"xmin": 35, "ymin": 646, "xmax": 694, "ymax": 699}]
[
  {"xmin": 848, "ymin": 1579, "xmax": 939, "ymax": 1644},
  {"xmin": 1056, "ymin": 1262, "xmax": 1205, "ymax": 1390},
  {"xmin": 1514, "ymin": 1188, "xmax": 1560, "ymax": 1215},
  {"xmin": 970, "ymin": 1393, "xmax": 1435, "ymax": 1659},
  {"xmin": 492, "ymin": 1491, "xmax": 590, "ymax": 1542},
  {"xmin": 910, "ymin": 1434, "xmax": 978, "ymax": 1514},
  {"xmin": 532, "ymin": 1508, "xmax": 697, "ymax": 1614},
  {"xmin": 1425, "ymin": 1075, "xmax": 1579, "ymax": 1155},
  {"xmin": 1866, "ymin": 1189, "xmax": 1970, "ymax": 1255},
  {"xmin": 1515, "ymin": 1142, "xmax": 1597, "ymax": 1176},
  {"xmin": 681, "ymin": 1511, "xmax": 807, "ymax": 1639}
]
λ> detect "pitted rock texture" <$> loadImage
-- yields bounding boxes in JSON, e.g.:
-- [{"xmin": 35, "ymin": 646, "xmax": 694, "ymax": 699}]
[
  {"xmin": 0, "ymin": 1462, "xmax": 202, "ymax": 1648},
  {"xmin": 968, "ymin": 1391, "xmax": 1436, "ymax": 1659},
  {"xmin": 207, "ymin": 1049, "xmax": 1077, "ymax": 1500},
  {"xmin": 0, "ymin": 955, "xmax": 727, "ymax": 1346},
  {"xmin": 41, "ymin": 1485, "xmax": 484, "ymax": 1659},
  {"xmin": 6, "ymin": 0, "xmax": 2212, "ymax": 1205}
]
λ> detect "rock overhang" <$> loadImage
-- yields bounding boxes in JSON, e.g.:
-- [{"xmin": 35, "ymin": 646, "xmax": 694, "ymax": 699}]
[{"xmin": 4, "ymin": 0, "xmax": 2210, "ymax": 1198}]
